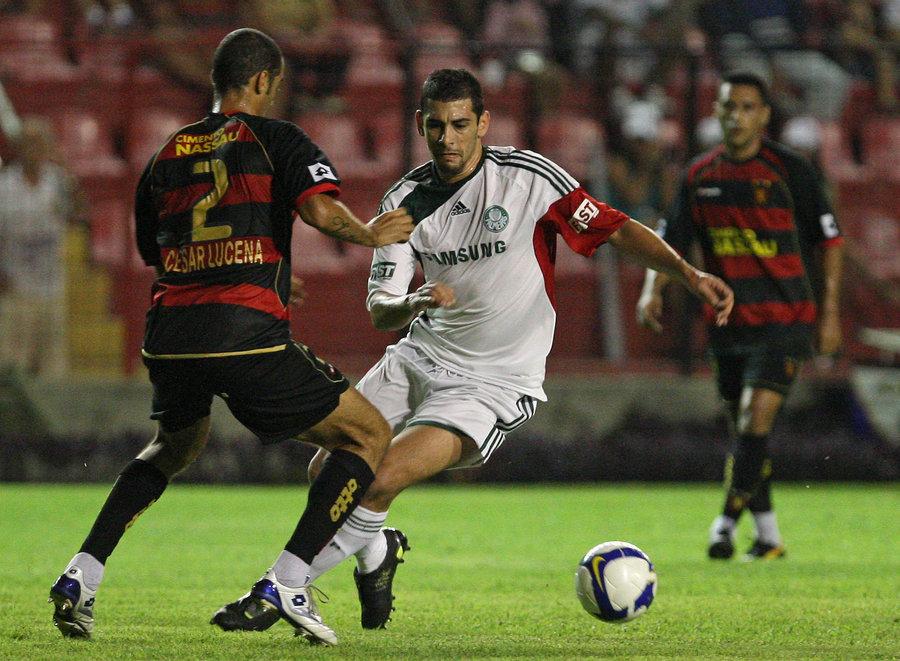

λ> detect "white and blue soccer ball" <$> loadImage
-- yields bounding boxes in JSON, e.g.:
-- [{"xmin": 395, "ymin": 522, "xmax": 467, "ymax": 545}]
[{"xmin": 575, "ymin": 541, "xmax": 657, "ymax": 623}]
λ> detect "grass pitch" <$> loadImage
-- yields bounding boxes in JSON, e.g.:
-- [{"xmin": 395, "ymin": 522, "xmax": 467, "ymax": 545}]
[{"xmin": 1, "ymin": 483, "xmax": 897, "ymax": 660}]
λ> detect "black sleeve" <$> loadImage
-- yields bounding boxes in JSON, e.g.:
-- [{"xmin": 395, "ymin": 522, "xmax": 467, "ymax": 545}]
[
  {"xmin": 781, "ymin": 148, "xmax": 841, "ymax": 249},
  {"xmin": 258, "ymin": 119, "xmax": 341, "ymax": 208},
  {"xmin": 134, "ymin": 158, "xmax": 161, "ymax": 267},
  {"xmin": 657, "ymin": 172, "xmax": 694, "ymax": 256}
]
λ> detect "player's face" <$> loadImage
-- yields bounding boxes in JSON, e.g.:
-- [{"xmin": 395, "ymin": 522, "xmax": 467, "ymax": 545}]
[
  {"xmin": 417, "ymin": 98, "xmax": 490, "ymax": 183},
  {"xmin": 715, "ymin": 83, "xmax": 770, "ymax": 158}
]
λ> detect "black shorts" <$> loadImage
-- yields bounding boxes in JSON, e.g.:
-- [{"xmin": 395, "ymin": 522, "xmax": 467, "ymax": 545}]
[
  {"xmin": 711, "ymin": 346, "xmax": 803, "ymax": 402},
  {"xmin": 144, "ymin": 342, "xmax": 350, "ymax": 443}
]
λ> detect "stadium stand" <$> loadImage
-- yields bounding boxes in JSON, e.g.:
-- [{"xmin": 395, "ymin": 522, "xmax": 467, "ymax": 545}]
[
  {"xmin": 0, "ymin": 0, "xmax": 895, "ymax": 379},
  {"xmin": 859, "ymin": 115, "xmax": 900, "ymax": 179}
]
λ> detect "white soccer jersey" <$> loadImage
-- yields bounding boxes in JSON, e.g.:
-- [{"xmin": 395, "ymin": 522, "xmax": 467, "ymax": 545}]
[{"xmin": 368, "ymin": 146, "xmax": 629, "ymax": 398}]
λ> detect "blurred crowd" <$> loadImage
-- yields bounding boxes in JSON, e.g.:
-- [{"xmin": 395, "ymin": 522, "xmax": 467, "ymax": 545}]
[{"xmin": 0, "ymin": 0, "xmax": 897, "ymax": 377}]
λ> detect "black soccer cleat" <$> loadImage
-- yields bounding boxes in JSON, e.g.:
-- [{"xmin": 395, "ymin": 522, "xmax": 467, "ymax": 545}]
[
  {"xmin": 210, "ymin": 590, "xmax": 281, "ymax": 632},
  {"xmin": 708, "ymin": 538, "xmax": 735, "ymax": 559},
  {"xmin": 707, "ymin": 527, "xmax": 735, "ymax": 559},
  {"xmin": 742, "ymin": 540, "xmax": 786, "ymax": 561},
  {"xmin": 354, "ymin": 527, "xmax": 410, "ymax": 629}
]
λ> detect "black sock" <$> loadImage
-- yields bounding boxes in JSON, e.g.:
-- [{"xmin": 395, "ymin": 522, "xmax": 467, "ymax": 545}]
[
  {"xmin": 285, "ymin": 448, "xmax": 375, "ymax": 564},
  {"xmin": 747, "ymin": 458, "xmax": 773, "ymax": 512},
  {"xmin": 80, "ymin": 459, "xmax": 169, "ymax": 563},
  {"xmin": 723, "ymin": 433, "xmax": 768, "ymax": 520}
]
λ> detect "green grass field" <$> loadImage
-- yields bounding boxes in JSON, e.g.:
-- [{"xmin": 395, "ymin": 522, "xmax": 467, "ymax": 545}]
[{"xmin": 1, "ymin": 483, "xmax": 897, "ymax": 660}]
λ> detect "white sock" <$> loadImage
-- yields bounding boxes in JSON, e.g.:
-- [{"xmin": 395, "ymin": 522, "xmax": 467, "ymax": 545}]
[
  {"xmin": 306, "ymin": 506, "xmax": 387, "ymax": 582},
  {"xmin": 272, "ymin": 550, "xmax": 310, "ymax": 588},
  {"xmin": 355, "ymin": 528, "xmax": 388, "ymax": 574},
  {"xmin": 67, "ymin": 552, "xmax": 104, "ymax": 591},
  {"xmin": 710, "ymin": 514, "xmax": 736, "ymax": 538},
  {"xmin": 752, "ymin": 511, "xmax": 782, "ymax": 546}
]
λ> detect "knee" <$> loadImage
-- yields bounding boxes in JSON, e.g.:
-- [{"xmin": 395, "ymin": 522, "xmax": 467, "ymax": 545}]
[
  {"xmin": 362, "ymin": 469, "xmax": 402, "ymax": 511},
  {"xmin": 308, "ymin": 449, "xmax": 328, "ymax": 482},
  {"xmin": 140, "ymin": 419, "xmax": 210, "ymax": 478},
  {"xmin": 353, "ymin": 414, "xmax": 392, "ymax": 466}
]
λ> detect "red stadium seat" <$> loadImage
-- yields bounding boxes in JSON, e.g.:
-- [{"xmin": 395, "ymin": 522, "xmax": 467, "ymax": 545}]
[
  {"xmin": 46, "ymin": 109, "xmax": 126, "ymax": 179},
  {"xmin": 295, "ymin": 110, "xmax": 373, "ymax": 178},
  {"xmin": 819, "ymin": 122, "xmax": 865, "ymax": 182},
  {"xmin": 2, "ymin": 63, "xmax": 85, "ymax": 116},
  {"xmin": 860, "ymin": 116, "xmax": 900, "ymax": 180},
  {"xmin": 536, "ymin": 113, "xmax": 605, "ymax": 183},
  {"xmin": 414, "ymin": 51, "xmax": 476, "ymax": 85},
  {"xmin": 484, "ymin": 114, "xmax": 524, "ymax": 149},
  {"xmin": 88, "ymin": 196, "xmax": 131, "ymax": 267},
  {"xmin": 291, "ymin": 216, "xmax": 350, "ymax": 274},
  {"xmin": 126, "ymin": 108, "xmax": 192, "ymax": 169},
  {"xmin": 0, "ymin": 14, "xmax": 60, "ymax": 51},
  {"xmin": 366, "ymin": 110, "xmax": 405, "ymax": 176},
  {"xmin": 0, "ymin": 14, "xmax": 72, "ymax": 76}
]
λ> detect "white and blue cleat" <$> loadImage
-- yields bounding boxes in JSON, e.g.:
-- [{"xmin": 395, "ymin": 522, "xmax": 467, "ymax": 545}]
[
  {"xmin": 49, "ymin": 566, "xmax": 96, "ymax": 639},
  {"xmin": 212, "ymin": 569, "xmax": 337, "ymax": 646}
]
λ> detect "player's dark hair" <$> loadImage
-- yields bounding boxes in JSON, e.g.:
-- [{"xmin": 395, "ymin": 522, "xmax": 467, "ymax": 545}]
[
  {"xmin": 420, "ymin": 69, "xmax": 484, "ymax": 117},
  {"xmin": 211, "ymin": 28, "xmax": 282, "ymax": 97},
  {"xmin": 722, "ymin": 72, "xmax": 771, "ymax": 107}
]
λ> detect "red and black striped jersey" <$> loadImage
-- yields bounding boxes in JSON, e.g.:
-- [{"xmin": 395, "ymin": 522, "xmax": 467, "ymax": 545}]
[
  {"xmin": 135, "ymin": 111, "xmax": 340, "ymax": 358},
  {"xmin": 661, "ymin": 138, "xmax": 843, "ymax": 351}
]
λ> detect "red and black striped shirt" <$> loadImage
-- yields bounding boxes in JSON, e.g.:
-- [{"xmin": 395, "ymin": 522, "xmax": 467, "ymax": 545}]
[
  {"xmin": 661, "ymin": 138, "xmax": 843, "ymax": 351},
  {"xmin": 135, "ymin": 112, "xmax": 340, "ymax": 358}
]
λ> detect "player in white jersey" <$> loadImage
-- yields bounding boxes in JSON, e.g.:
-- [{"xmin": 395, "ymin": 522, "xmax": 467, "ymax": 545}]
[{"xmin": 218, "ymin": 68, "xmax": 733, "ymax": 631}]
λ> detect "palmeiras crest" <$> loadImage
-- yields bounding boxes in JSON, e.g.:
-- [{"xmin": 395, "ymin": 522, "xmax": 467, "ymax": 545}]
[{"xmin": 481, "ymin": 205, "xmax": 509, "ymax": 232}]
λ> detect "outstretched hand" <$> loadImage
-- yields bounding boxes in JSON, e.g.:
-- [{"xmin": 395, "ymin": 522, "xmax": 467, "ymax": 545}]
[
  {"xmin": 636, "ymin": 291, "xmax": 664, "ymax": 333},
  {"xmin": 368, "ymin": 207, "xmax": 415, "ymax": 247},
  {"xmin": 693, "ymin": 272, "xmax": 734, "ymax": 327}
]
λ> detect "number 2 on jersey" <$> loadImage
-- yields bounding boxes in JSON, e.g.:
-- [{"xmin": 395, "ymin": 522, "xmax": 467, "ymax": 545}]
[{"xmin": 191, "ymin": 159, "xmax": 232, "ymax": 242}]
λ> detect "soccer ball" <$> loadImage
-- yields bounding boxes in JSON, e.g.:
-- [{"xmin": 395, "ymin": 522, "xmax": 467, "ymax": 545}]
[{"xmin": 574, "ymin": 541, "xmax": 657, "ymax": 622}]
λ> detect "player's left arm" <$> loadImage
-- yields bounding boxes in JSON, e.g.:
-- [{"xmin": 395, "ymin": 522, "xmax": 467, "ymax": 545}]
[
  {"xmin": 787, "ymin": 152, "xmax": 845, "ymax": 355},
  {"xmin": 816, "ymin": 240, "xmax": 844, "ymax": 355},
  {"xmin": 609, "ymin": 219, "xmax": 734, "ymax": 328},
  {"xmin": 134, "ymin": 159, "xmax": 162, "ymax": 275},
  {"xmin": 546, "ymin": 187, "xmax": 733, "ymax": 327}
]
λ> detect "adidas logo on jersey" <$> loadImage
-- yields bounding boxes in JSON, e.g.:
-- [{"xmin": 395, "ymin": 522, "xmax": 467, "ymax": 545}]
[{"xmin": 450, "ymin": 200, "xmax": 471, "ymax": 216}]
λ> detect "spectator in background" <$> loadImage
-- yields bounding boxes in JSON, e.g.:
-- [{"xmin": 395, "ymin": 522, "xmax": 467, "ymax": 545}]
[
  {"xmin": 77, "ymin": 0, "xmax": 135, "ymax": 33},
  {"xmin": 695, "ymin": 114, "xmax": 724, "ymax": 152},
  {"xmin": 697, "ymin": 0, "xmax": 850, "ymax": 121},
  {"xmin": 479, "ymin": 0, "xmax": 566, "ymax": 112},
  {"xmin": 887, "ymin": 0, "xmax": 900, "ymax": 42},
  {"xmin": 237, "ymin": 0, "xmax": 349, "ymax": 114},
  {"xmin": 569, "ymin": 0, "xmax": 674, "ymax": 120},
  {"xmin": 833, "ymin": 0, "xmax": 898, "ymax": 111},
  {"xmin": 0, "ymin": 0, "xmax": 48, "ymax": 13},
  {"xmin": 133, "ymin": 0, "xmax": 236, "ymax": 112},
  {"xmin": 605, "ymin": 100, "xmax": 679, "ymax": 225},
  {"xmin": 0, "ymin": 116, "xmax": 81, "ymax": 378},
  {"xmin": 780, "ymin": 114, "xmax": 900, "ymax": 315}
]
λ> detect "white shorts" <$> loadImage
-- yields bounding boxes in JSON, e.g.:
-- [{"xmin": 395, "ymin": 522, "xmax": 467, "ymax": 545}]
[{"xmin": 356, "ymin": 339, "xmax": 538, "ymax": 467}]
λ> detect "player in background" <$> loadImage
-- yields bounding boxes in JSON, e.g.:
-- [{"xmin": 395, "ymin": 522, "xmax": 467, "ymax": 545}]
[
  {"xmin": 48, "ymin": 28, "xmax": 414, "ymax": 646},
  {"xmin": 637, "ymin": 72, "xmax": 844, "ymax": 561},
  {"xmin": 217, "ymin": 67, "xmax": 734, "ymax": 631}
]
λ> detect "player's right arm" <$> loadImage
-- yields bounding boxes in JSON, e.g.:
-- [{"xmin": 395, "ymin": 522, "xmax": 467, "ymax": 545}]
[
  {"xmin": 364, "ymin": 188, "xmax": 454, "ymax": 331},
  {"xmin": 368, "ymin": 282, "xmax": 456, "ymax": 331},
  {"xmin": 263, "ymin": 118, "xmax": 413, "ymax": 247},
  {"xmin": 297, "ymin": 194, "xmax": 413, "ymax": 248}
]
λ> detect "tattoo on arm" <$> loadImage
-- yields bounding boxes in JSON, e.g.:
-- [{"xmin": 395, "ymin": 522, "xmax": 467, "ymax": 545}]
[{"xmin": 321, "ymin": 215, "xmax": 361, "ymax": 243}]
